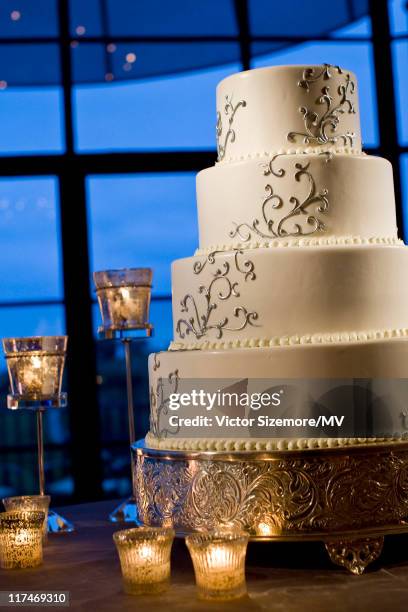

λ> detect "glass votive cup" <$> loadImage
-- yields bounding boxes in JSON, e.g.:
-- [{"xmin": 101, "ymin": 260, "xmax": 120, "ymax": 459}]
[
  {"xmin": 3, "ymin": 496, "xmax": 50, "ymax": 542},
  {"xmin": 186, "ymin": 529, "xmax": 249, "ymax": 600},
  {"xmin": 2, "ymin": 336, "xmax": 67, "ymax": 400},
  {"xmin": 113, "ymin": 526, "xmax": 175, "ymax": 595},
  {"xmin": 94, "ymin": 268, "xmax": 153, "ymax": 331},
  {"xmin": 0, "ymin": 511, "xmax": 45, "ymax": 569}
]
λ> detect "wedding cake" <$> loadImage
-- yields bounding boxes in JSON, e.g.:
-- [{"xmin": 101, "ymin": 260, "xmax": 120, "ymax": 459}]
[{"xmin": 146, "ymin": 64, "xmax": 408, "ymax": 452}]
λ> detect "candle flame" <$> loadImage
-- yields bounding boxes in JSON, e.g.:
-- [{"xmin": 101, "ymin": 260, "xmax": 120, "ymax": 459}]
[
  {"xmin": 257, "ymin": 522, "xmax": 274, "ymax": 536},
  {"xmin": 138, "ymin": 544, "xmax": 153, "ymax": 561},
  {"xmin": 31, "ymin": 356, "xmax": 42, "ymax": 369},
  {"xmin": 15, "ymin": 530, "xmax": 30, "ymax": 545},
  {"xmin": 210, "ymin": 545, "xmax": 229, "ymax": 568}
]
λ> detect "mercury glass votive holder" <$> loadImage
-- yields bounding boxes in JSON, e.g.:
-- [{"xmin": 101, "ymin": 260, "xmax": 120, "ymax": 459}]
[
  {"xmin": 94, "ymin": 268, "xmax": 153, "ymax": 332},
  {"xmin": 113, "ymin": 527, "xmax": 175, "ymax": 595},
  {"xmin": 3, "ymin": 496, "xmax": 50, "ymax": 542},
  {"xmin": 2, "ymin": 336, "xmax": 67, "ymax": 401},
  {"xmin": 0, "ymin": 511, "xmax": 45, "ymax": 569},
  {"xmin": 186, "ymin": 529, "xmax": 249, "ymax": 600}
]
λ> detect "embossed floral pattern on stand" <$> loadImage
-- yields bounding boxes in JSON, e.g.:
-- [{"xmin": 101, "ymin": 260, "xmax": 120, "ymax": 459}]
[{"xmin": 135, "ymin": 447, "xmax": 408, "ymax": 536}]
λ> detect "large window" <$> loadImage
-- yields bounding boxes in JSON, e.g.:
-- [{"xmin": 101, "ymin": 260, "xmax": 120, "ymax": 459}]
[{"xmin": 0, "ymin": 0, "xmax": 406, "ymax": 502}]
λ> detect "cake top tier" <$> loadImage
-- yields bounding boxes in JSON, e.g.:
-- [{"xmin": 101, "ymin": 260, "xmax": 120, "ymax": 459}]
[{"xmin": 216, "ymin": 64, "xmax": 361, "ymax": 162}]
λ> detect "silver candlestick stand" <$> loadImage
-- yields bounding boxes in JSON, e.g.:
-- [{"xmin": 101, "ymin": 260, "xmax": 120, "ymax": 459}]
[
  {"xmin": 7, "ymin": 394, "xmax": 74, "ymax": 533},
  {"xmin": 93, "ymin": 267, "xmax": 154, "ymax": 522},
  {"xmin": 97, "ymin": 326, "xmax": 153, "ymax": 523}
]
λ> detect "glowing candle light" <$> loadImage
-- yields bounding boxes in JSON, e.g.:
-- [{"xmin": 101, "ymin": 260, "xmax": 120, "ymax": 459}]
[
  {"xmin": 256, "ymin": 521, "xmax": 277, "ymax": 536},
  {"xmin": 0, "ymin": 511, "xmax": 44, "ymax": 569},
  {"xmin": 3, "ymin": 337, "xmax": 67, "ymax": 402},
  {"xmin": 186, "ymin": 529, "xmax": 249, "ymax": 600},
  {"xmin": 94, "ymin": 268, "xmax": 153, "ymax": 335},
  {"xmin": 113, "ymin": 527, "xmax": 175, "ymax": 595},
  {"xmin": 3, "ymin": 496, "xmax": 50, "ymax": 542}
]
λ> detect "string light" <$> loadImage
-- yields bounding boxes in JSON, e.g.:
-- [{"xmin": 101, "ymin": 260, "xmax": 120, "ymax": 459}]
[
  {"xmin": 75, "ymin": 25, "xmax": 86, "ymax": 36},
  {"xmin": 105, "ymin": 72, "xmax": 114, "ymax": 82},
  {"xmin": 125, "ymin": 53, "xmax": 136, "ymax": 63},
  {"xmin": 0, "ymin": 81, "xmax": 8, "ymax": 90},
  {"xmin": 107, "ymin": 43, "xmax": 116, "ymax": 53},
  {"xmin": 10, "ymin": 10, "xmax": 21, "ymax": 21}
]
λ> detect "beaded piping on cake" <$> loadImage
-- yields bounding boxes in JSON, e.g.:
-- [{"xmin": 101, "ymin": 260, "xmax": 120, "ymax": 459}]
[
  {"xmin": 229, "ymin": 154, "xmax": 330, "ymax": 241},
  {"xmin": 169, "ymin": 327, "xmax": 408, "ymax": 351},
  {"xmin": 176, "ymin": 250, "xmax": 259, "ymax": 341},
  {"xmin": 216, "ymin": 95, "xmax": 247, "ymax": 162},
  {"xmin": 149, "ymin": 368, "xmax": 180, "ymax": 439},
  {"xmin": 287, "ymin": 64, "xmax": 356, "ymax": 147},
  {"xmin": 195, "ymin": 236, "xmax": 403, "ymax": 255},
  {"xmin": 145, "ymin": 431, "xmax": 407, "ymax": 452},
  {"xmin": 216, "ymin": 146, "xmax": 363, "ymax": 164}
]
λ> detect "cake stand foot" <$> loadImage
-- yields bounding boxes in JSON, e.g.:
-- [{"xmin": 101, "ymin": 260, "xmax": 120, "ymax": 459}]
[
  {"xmin": 109, "ymin": 496, "xmax": 138, "ymax": 523},
  {"xmin": 325, "ymin": 536, "xmax": 384, "ymax": 575},
  {"xmin": 47, "ymin": 510, "xmax": 75, "ymax": 533}
]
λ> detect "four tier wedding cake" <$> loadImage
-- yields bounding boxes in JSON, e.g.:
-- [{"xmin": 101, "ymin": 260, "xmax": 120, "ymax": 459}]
[{"xmin": 146, "ymin": 64, "xmax": 408, "ymax": 452}]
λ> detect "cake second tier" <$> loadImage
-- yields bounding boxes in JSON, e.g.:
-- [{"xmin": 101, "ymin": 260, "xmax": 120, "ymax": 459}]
[
  {"xmin": 171, "ymin": 245, "xmax": 408, "ymax": 349},
  {"xmin": 197, "ymin": 153, "xmax": 399, "ymax": 253}
]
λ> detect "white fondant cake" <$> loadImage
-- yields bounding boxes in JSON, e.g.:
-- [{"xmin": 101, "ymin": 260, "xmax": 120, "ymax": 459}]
[{"xmin": 147, "ymin": 64, "xmax": 408, "ymax": 451}]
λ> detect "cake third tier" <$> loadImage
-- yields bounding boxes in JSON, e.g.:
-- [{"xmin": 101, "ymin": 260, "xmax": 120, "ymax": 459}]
[{"xmin": 171, "ymin": 245, "xmax": 408, "ymax": 350}]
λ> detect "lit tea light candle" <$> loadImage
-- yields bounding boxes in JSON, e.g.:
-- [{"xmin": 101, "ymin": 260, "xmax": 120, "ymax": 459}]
[
  {"xmin": 256, "ymin": 521, "xmax": 276, "ymax": 537},
  {"xmin": 113, "ymin": 527, "xmax": 175, "ymax": 595},
  {"xmin": 0, "ymin": 511, "xmax": 45, "ymax": 569},
  {"xmin": 3, "ymin": 496, "xmax": 50, "ymax": 542},
  {"xmin": 2, "ymin": 337, "xmax": 67, "ymax": 401},
  {"xmin": 186, "ymin": 529, "xmax": 249, "ymax": 600},
  {"xmin": 94, "ymin": 268, "xmax": 153, "ymax": 333}
]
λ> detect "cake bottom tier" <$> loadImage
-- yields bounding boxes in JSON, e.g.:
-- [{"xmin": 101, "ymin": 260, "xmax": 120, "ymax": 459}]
[{"xmin": 147, "ymin": 337, "xmax": 408, "ymax": 451}]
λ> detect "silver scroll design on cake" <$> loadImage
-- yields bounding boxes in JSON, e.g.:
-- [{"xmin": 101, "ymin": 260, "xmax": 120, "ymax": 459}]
[
  {"xmin": 229, "ymin": 154, "xmax": 330, "ymax": 241},
  {"xmin": 176, "ymin": 250, "xmax": 259, "ymax": 340},
  {"xmin": 216, "ymin": 95, "xmax": 247, "ymax": 161},
  {"xmin": 287, "ymin": 64, "xmax": 356, "ymax": 147},
  {"xmin": 149, "ymin": 368, "xmax": 180, "ymax": 439},
  {"xmin": 152, "ymin": 353, "xmax": 161, "ymax": 372}
]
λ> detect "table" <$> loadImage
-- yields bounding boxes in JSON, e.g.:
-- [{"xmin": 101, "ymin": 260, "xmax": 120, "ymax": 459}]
[{"xmin": 1, "ymin": 500, "xmax": 408, "ymax": 611}]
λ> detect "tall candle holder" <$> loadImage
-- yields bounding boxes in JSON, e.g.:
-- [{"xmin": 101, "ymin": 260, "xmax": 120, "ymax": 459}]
[
  {"xmin": 94, "ymin": 268, "xmax": 153, "ymax": 523},
  {"xmin": 2, "ymin": 336, "xmax": 74, "ymax": 533}
]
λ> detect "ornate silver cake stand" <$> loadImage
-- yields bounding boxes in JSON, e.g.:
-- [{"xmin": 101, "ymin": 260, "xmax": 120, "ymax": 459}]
[{"xmin": 133, "ymin": 440, "xmax": 408, "ymax": 574}]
